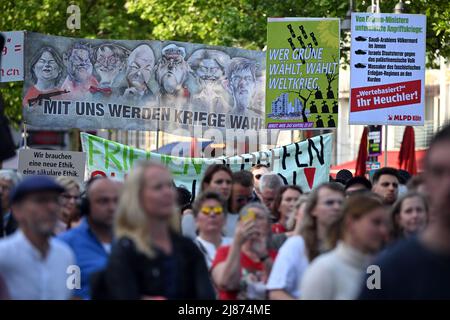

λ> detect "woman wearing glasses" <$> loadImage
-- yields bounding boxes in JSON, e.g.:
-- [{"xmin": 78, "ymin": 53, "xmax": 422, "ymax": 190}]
[
  {"xmin": 193, "ymin": 191, "xmax": 232, "ymax": 269},
  {"xmin": 55, "ymin": 177, "xmax": 81, "ymax": 234},
  {"xmin": 267, "ymin": 182, "xmax": 345, "ymax": 299}
]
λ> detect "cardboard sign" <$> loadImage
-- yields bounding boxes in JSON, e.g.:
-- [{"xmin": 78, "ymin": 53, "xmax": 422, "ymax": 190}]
[
  {"xmin": 0, "ymin": 31, "xmax": 24, "ymax": 82},
  {"xmin": 18, "ymin": 149, "xmax": 86, "ymax": 182}
]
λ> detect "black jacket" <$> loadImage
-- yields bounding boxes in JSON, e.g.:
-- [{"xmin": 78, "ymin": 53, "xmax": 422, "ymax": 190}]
[
  {"xmin": 91, "ymin": 232, "xmax": 215, "ymax": 300},
  {"xmin": 0, "ymin": 213, "xmax": 18, "ymax": 238}
]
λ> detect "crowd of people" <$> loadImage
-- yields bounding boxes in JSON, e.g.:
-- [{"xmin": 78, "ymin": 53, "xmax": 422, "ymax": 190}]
[{"xmin": 0, "ymin": 124, "xmax": 449, "ymax": 300}]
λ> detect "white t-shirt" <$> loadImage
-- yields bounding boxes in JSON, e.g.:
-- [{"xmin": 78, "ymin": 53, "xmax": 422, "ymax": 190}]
[
  {"xmin": 266, "ymin": 235, "xmax": 309, "ymax": 299},
  {"xmin": 300, "ymin": 242, "xmax": 372, "ymax": 300},
  {"xmin": 181, "ymin": 213, "xmax": 197, "ymax": 240},
  {"xmin": 0, "ymin": 230, "xmax": 75, "ymax": 300},
  {"xmin": 195, "ymin": 236, "xmax": 232, "ymax": 269}
]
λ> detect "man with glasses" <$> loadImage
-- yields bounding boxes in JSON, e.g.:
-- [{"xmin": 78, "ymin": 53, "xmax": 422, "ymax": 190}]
[
  {"xmin": 58, "ymin": 176, "xmax": 119, "ymax": 299},
  {"xmin": 250, "ymin": 164, "xmax": 270, "ymax": 203},
  {"xmin": 226, "ymin": 57, "xmax": 258, "ymax": 115},
  {"xmin": 0, "ymin": 175, "xmax": 75, "ymax": 299}
]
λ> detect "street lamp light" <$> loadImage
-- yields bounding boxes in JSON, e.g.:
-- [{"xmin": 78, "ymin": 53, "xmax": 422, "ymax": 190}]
[
  {"xmin": 341, "ymin": 0, "xmax": 354, "ymax": 31},
  {"xmin": 394, "ymin": 0, "xmax": 405, "ymax": 13}
]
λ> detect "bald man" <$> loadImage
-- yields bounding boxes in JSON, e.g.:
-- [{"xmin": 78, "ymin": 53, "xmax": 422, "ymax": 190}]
[{"xmin": 58, "ymin": 177, "xmax": 120, "ymax": 299}]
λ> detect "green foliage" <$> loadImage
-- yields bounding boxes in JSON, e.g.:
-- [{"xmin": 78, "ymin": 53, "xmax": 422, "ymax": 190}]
[{"xmin": 1, "ymin": 0, "xmax": 448, "ymax": 126}]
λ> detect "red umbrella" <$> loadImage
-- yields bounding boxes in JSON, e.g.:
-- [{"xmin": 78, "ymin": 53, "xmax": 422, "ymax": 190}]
[
  {"xmin": 398, "ymin": 126, "xmax": 417, "ymax": 175},
  {"xmin": 355, "ymin": 127, "xmax": 369, "ymax": 177}
]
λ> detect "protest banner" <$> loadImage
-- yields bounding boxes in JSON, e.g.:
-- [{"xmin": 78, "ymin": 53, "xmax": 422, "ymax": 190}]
[
  {"xmin": 81, "ymin": 132, "xmax": 332, "ymax": 198},
  {"xmin": 18, "ymin": 148, "xmax": 86, "ymax": 182},
  {"xmin": 265, "ymin": 18, "xmax": 340, "ymax": 130},
  {"xmin": 0, "ymin": 31, "xmax": 24, "ymax": 82},
  {"xmin": 22, "ymin": 32, "xmax": 265, "ymax": 133},
  {"xmin": 349, "ymin": 13, "xmax": 426, "ymax": 125}
]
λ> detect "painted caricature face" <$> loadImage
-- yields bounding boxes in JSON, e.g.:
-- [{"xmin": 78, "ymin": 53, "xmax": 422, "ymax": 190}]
[
  {"xmin": 126, "ymin": 47, "xmax": 154, "ymax": 90},
  {"xmin": 230, "ymin": 68, "xmax": 255, "ymax": 109},
  {"xmin": 95, "ymin": 46, "xmax": 124, "ymax": 84},
  {"xmin": 156, "ymin": 55, "xmax": 189, "ymax": 94},
  {"xmin": 68, "ymin": 48, "xmax": 93, "ymax": 82},
  {"xmin": 196, "ymin": 59, "xmax": 223, "ymax": 82},
  {"xmin": 34, "ymin": 51, "xmax": 60, "ymax": 82}
]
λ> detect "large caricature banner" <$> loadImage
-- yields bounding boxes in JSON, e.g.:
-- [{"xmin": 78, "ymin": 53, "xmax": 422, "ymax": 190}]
[{"xmin": 22, "ymin": 32, "xmax": 265, "ymax": 132}]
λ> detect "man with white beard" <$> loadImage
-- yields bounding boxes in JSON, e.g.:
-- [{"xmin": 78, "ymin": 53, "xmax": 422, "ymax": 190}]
[{"xmin": 188, "ymin": 49, "xmax": 231, "ymax": 113}]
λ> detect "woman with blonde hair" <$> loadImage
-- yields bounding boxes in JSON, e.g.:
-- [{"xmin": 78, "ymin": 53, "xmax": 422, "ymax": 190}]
[{"xmin": 92, "ymin": 161, "xmax": 215, "ymax": 300}]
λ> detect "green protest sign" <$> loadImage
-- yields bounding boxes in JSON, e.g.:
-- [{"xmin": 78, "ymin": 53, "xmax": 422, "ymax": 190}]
[
  {"xmin": 81, "ymin": 132, "xmax": 333, "ymax": 198},
  {"xmin": 266, "ymin": 18, "xmax": 340, "ymax": 130}
]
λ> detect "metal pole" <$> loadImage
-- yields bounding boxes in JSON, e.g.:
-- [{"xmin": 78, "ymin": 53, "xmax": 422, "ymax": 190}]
[
  {"xmin": 156, "ymin": 129, "xmax": 160, "ymax": 151},
  {"xmin": 384, "ymin": 125, "xmax": 388, "ymax": 167},
  {"xmin": 23, "ymin": 121, "xmax": 28, "ymax": 149}
]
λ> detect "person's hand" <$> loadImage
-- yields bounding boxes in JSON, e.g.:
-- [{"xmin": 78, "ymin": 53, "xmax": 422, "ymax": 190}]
[{"xmin": 234, "ymin": 219, "xmax": 257, "ymax": 246}]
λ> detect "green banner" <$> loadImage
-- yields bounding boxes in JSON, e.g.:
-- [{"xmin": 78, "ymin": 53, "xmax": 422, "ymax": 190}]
[
  {"xmin": 265, "ymin": 18, "xmax": 340, "ymax": 130},
  {"xmin": 81, "ymin": 133, "xmax": 333, "ymax": 198}
]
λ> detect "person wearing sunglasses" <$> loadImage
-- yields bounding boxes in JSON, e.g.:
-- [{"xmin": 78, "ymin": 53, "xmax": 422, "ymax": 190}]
[
  {"xmin": 193, "ymin": 191, "xmax": 232, "ymax": 270},
  {"xmin": 182, "ymin": 164, "xmax": 233, "ymax": 239}
]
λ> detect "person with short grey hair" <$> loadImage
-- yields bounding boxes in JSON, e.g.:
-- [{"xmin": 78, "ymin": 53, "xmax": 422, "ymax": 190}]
[
  {"xmin": 259, "ymin": 173, "xmax": 284, "ymax": 212},
  {"xmin": 211, "ymin": 202, "xmax": 276, "ymax": 300}
]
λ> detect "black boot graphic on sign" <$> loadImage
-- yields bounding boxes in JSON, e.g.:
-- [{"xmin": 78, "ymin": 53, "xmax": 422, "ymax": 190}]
[
  {"xmin": 327, "ymin": 115, "xmax": 336, "ymax": 128},
  {"xmin": 309, "ymin": 101, "xmax": 318, "ymax": 113},
  {"xmin": 316, "ymin": 115, "xmax": 324, "ymax": 128},
  {"xmin": 332, "ymin": 101, "xmax": 338, "ymax": 113},
  {"xmin": 321, "ymin": 101, "xmax": 329, "ymax": 113}
]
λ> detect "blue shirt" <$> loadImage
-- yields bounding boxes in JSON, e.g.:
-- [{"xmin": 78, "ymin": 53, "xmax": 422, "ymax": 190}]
[{"xmin": 57, "ymin": 218, "xmax": 110, "ymax": 299}]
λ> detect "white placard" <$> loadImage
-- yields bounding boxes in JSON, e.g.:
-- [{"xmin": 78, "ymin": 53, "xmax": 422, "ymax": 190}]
[
  {"xmin": 349, "ymin": 13, "xmax": 426, "ymax": 126},
  {"xmin": 0, "ymin": 31, "xmax": 24, "ymax": 82},
  {"xmin": 18, "ymin": 149, "xmax": 86, "ymax": 182}
]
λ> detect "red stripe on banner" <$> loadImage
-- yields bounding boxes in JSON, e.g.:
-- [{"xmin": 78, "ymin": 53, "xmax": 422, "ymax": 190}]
[
  {"xmin": 350, "ymin": 80, "xmax": 421, "ymax": 112},
  {"xmin": 303, "ymin": 167, "xmax": 316, "ymax": 190}
]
